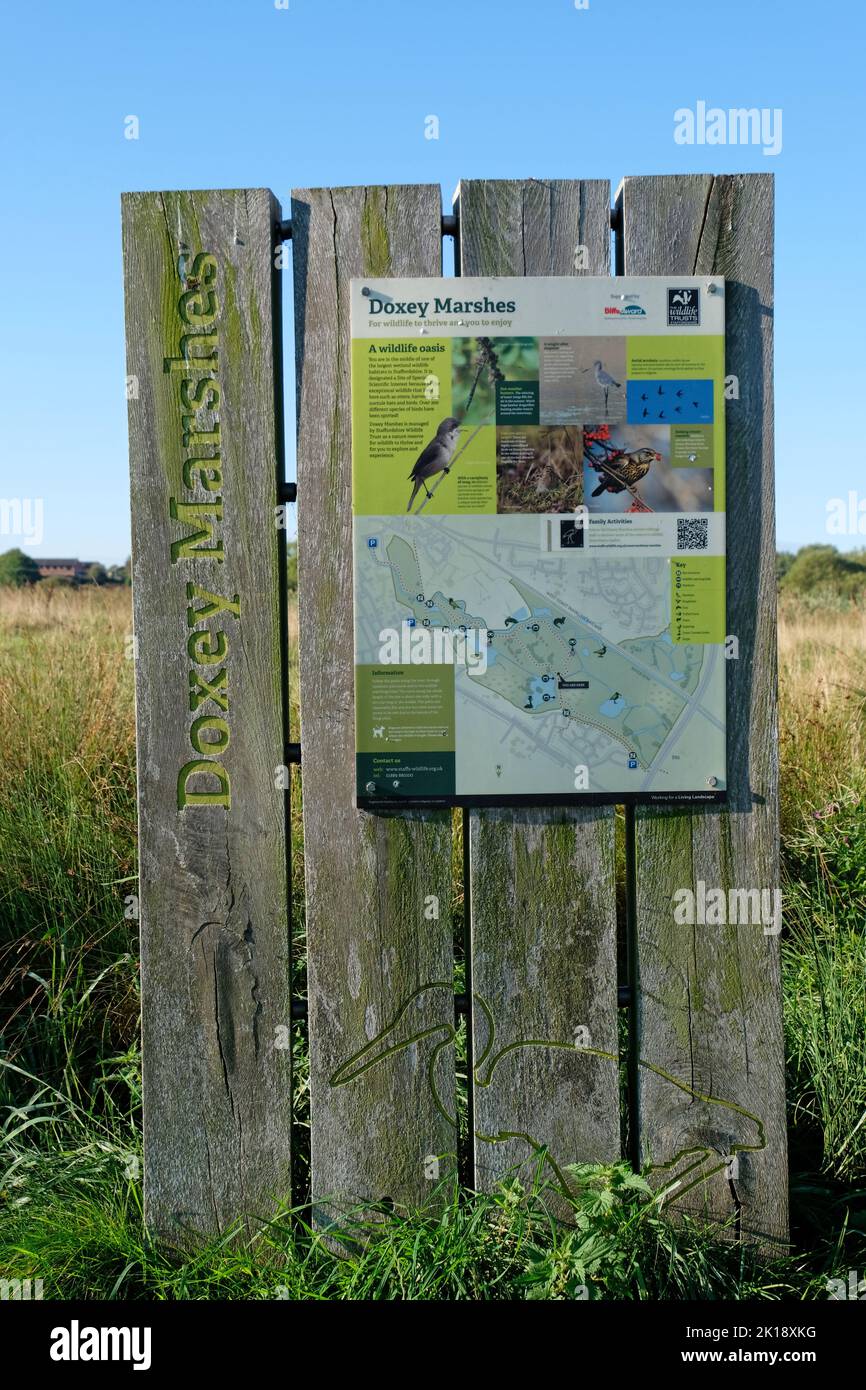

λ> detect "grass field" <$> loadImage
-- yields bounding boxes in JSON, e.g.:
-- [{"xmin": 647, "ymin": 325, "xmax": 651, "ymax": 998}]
[{"xmin": 0, "ymin": 584, "xmax": 864, "ymax": 1299}]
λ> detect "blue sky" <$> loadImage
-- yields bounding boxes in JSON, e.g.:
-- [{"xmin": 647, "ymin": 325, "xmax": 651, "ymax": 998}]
[{"xmin": 0, "ymin": 0, "xmax": 861, "ymax": 563}]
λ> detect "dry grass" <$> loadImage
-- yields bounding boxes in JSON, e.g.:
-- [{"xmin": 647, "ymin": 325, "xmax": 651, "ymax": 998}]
[
  {"xmin": 0, "ymin": 583, "xmax": 864, "ymax": 1291},
  {"xmin": 776, "ymin": 599, "xmax": 866, "ymax": 1182},
  {"xmin": 0, "ymin": 584, "xmax": 138, "ymax": 1104},
  {"xmin": 777, "ymin": 598, "xmax": 866, "ymax": 833}
]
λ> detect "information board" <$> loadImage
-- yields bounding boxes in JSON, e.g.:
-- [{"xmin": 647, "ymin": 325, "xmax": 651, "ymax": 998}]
[{"xmin": 351, "ymin": 276, "xmax": 726, "ymax": 806}]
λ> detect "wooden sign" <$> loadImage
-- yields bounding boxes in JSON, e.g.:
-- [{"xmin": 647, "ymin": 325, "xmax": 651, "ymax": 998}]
[
  {"xmin": 122, "ymin": 176, "xmax": 786, "ymax": 1253},
  {"xmin": 122, "ymin": 189, "xmax": 291, "ymax": 1241}
]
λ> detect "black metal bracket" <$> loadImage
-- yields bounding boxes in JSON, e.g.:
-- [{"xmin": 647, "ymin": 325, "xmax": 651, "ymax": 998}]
[
  {"xmin": 277, "ymin": 219, "xmax": 292, "ymax": 242},
  {"xmin": 286, "ymin": 742, "xmax": 301, "ymax": 765},
  {"xmin": 280, "ymin": 481, "xmax": 297, "ymax": 503}
]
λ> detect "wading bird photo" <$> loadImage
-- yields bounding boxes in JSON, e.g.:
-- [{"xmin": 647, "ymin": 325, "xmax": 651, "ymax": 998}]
[{"xmin": 589, "ymin": 358, "xmax": 622, "ymax": 415}]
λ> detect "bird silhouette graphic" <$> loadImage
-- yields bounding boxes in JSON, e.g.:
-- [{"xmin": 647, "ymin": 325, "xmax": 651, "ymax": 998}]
[
  {"xmin": 591, "ymin": 447, "xmax": 661, "ymax": 499},
  {"xmin": 407, "ymin": 417, "xmax": 461, "ymax": 510}
]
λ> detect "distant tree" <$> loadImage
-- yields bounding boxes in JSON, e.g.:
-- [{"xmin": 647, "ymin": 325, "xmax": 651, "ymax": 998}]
[
  {"xmin": 780, "ymin": 545, "xmax": 866, "ymax": 600},
  {"xmin": 0, "ymin": 548, "xmax": 41, "ymax": 587},
  {"xmin": 285, "ymin": 540, "xmax": 298, "ymax": 592},
  {"xmin": 776, "ymin": 551, "xmax": 795, "ymax": 585},
  {"xmin": 85, "ymin": 562, "xmax": 108, "ymax": 586}
]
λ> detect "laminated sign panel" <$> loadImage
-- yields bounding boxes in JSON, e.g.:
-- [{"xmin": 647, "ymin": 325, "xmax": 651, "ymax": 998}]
[{"xmin": 350, "ymin": 276, "xmax": 727, "ymax": 808}]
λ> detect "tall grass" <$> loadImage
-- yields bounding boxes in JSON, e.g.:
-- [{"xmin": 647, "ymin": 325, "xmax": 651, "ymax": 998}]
[
  {"xmin": 776, "ymin": 598, "xmax": 866, "ymax": 1253},
  {"xmin": 778, "ymin": 597, "xmax": 866, "ymax": 832},
  {"xmin": 0, "ymin": 586, "xmax": 138, "ymax": 1112},
  {"xmin": 0, "ymin": 586, "xmax": 864, "ymax": 1297}
]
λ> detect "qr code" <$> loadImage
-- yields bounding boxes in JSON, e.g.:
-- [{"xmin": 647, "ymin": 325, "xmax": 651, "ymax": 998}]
[{"xmin": 676, "ymin": 517, "xmax": 709, "ymax": 550}]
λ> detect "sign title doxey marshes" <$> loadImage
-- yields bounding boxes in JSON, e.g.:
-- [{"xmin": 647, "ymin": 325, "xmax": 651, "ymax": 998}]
[{"xmin": 162, "ymin": 250, "xmax": 240, "ymax": 810}]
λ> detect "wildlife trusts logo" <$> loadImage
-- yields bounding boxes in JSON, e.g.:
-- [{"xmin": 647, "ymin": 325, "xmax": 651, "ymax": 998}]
[{"xmin": 668, "ymin": 288, "xmax": 700, "ymax": 326}]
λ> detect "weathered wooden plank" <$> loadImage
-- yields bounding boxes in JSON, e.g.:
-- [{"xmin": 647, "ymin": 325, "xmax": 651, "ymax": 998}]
[
  {"xmin": 458, "ymin": 177, "xmax": 611, "ymax": 279},
  {"xmin": 620, "ymin": 174, "xmax": 787, "ymax": 1247},
  {"xmin": 292, "ymin": 186, "xmax": 457, "ymax": 1217},
  {"xmin": 457, "ymin": 179, "xmax": 621, "ymax": 1208},
  {"xmin": 122, "ymin": 189, "xmax": 291, "ymax": 1241}
]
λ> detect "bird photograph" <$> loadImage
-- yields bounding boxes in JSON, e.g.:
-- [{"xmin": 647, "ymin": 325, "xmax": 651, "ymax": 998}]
[
  {"xmin": 590, "ymin": 445, "xmax": 660, "ymax": 498},
  {"xmin": 583, "ymin": 424, "xmax": 714, "ymax": 513},
  {"xmin": 566, "ymin": 337, "xmax": 628, "ymax": 423},
  {"xmin": 406, "ymin": 416, "xmax": 461, "ymax": 510},
  {"xmin": 451, "ymin": 335, "xmax": 535, "ymax": 424},
  {"xmin": 496, "ymin": 425, "xmax": 584, "ymax": 513},
  {"xmin": 586, "ymin": 359, "xmax": 622, "ymax": 415}
]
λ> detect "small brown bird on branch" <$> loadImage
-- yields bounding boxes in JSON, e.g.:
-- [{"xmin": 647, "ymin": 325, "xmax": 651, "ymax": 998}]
[
  {"xmin": 407, "ymin": 417, "xmax": 461, "ymax": 510},
  {"xmin": 591, "ymin": 447, "xmax": 661, "ymax": 498}
]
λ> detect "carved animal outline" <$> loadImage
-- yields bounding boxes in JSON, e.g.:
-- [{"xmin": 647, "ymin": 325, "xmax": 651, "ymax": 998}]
[{"xmin": 330, "ymin": 983, "xmax": 766, "ymax": 1206}]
